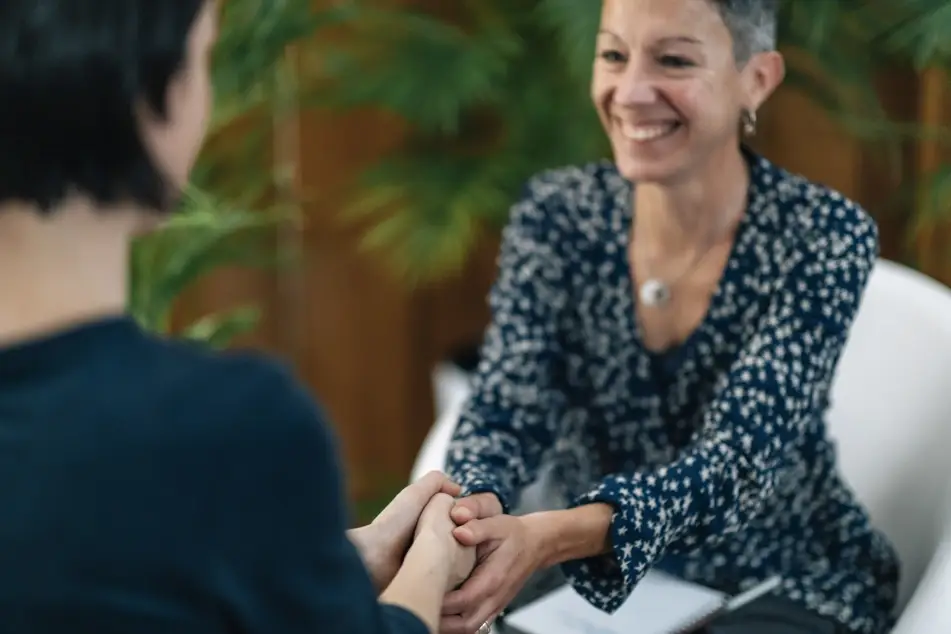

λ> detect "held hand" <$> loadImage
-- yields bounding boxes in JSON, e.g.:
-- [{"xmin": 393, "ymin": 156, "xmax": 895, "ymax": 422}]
[
  {"xmin": 416, "ymin": 493, "xmax": 477, "ymax": 590},
  {"xmin": 440, "ymin": 514, "xmax": 543, "ymax": 634},
  {"xmin": 351, "ymin": 471, "xmax": 461, "ymax": 591},
  {"xmin": 449, "ymin": 492, "xmax": 503, "ymax": 525}
]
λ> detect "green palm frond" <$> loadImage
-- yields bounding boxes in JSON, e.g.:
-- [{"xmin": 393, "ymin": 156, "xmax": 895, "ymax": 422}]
[
  {"xmin": 315, "ymin": 6, "xmax": 521, "ymax": 135},
  {"xmin": 180, "ymin": 305, "xmax": 263, "ymax": 349},
  {"xmin": 212, "ymin": 0, "xmax": 353, "ymax": 126},
  {"xmin": 129, "ymin": 0, "xmax": 348, "ymax": 346},
  {"xmin": 919, "ymin": 164, "xmax": 951, "ymax": 219},
  {"xmin": 129, "ymin": 186, "xmax": 292, "ymax": 334},
  {"xmin": 533, "ymin": 0, "xmax": 600, "ymax": 84},
  {"xmin": 316, "ymin": 1, "xmax": 608, "ymax": 281}
]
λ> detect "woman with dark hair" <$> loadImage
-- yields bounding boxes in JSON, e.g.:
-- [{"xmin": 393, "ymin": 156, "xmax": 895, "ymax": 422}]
[
  {"xmin": 442, "ymin": 1, "xmax": 900, "ymax": 633},
  {"xmin": 0, "ymin": 2, "xmax": 472, "ymax": 633}
]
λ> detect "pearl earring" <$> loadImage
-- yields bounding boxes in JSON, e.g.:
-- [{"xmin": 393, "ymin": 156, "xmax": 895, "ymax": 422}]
[{"xmin": 742, "ymin": 109, "xmax": 757, "ymax": 136}]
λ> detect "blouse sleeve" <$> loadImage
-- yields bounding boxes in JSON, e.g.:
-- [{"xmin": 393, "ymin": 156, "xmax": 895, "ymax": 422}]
[
  {"xmin": 561, "ymin": 212, "xmax": 879, "ymax": 612},
  {"xmin": 444, "ymin": 178, "xmax": 569, "ymax": 512}
]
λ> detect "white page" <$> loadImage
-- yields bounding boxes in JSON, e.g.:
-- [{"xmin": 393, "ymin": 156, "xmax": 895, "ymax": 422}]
[{"xmin": 504, "ymin": 570, "xmax": 726, "ymax": 634}]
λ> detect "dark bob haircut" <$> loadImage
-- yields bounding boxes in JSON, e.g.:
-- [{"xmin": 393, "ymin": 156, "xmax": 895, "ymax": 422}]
[{"xmin": 0, "ymin": 0, "xmax": 208, "ymax": 213}]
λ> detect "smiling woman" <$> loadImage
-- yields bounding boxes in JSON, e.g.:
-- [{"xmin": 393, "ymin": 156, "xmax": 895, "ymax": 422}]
[
  {"xmin": 591, "ymin": 0, "xmax": 783, "ymax": 185},
  {"xmin": 441, "ymin": 1, "xmax": 900, "ymax": 634}
]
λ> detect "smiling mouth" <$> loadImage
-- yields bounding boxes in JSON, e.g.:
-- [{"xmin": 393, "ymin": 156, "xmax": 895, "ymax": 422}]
[{"xmin": 618, "ymin": 121, "xmax": 682, "ymax": 142}]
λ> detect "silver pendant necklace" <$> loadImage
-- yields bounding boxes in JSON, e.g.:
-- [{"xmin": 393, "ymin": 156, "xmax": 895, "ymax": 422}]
[
  {"xmin": 634, "ymin": 169, "xmax": 747, "ymax": 308},
  {"xmin": 638, "ymin": 278, "xmax": 673, "ymax": 307},
  {"xmin": 635, "ymin": 217, "xmax": 732, "ymax": 308},
  {"xmin": 637, "ymin": 247, "xmax": 713, "ymax": 308}
]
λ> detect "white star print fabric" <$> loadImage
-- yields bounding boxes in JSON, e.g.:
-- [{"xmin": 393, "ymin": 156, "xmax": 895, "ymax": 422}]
[{"xmin": 445, "ymin": 150, "xmax": 900, "ymax": 633}]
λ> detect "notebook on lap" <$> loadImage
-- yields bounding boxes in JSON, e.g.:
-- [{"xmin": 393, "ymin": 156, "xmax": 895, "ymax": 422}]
[{"xmin": 502, "ymin": 570, "xmax": 780, "ymax": 634}]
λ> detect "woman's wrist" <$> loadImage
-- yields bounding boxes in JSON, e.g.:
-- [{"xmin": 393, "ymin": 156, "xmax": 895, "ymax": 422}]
[
  {"xmin": 523, "ymin": 503, "xmax": 615, "ymax": 568},
  {"xmin": 380, "ymin": 532, "xmax": 454, "ymax": 634}
]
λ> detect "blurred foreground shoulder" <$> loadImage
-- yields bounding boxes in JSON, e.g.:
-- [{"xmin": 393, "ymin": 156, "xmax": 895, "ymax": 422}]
[
  {"xmin": 170, "ymin": 347, "xmax": 353, "ymax": 553},
  {"xmin": 156, "ymin": 342, "xmax": 343, "ymax": 497},
  {"xmin": 206, "ymin": 349, "xmax": 338, "ymax": 460}
]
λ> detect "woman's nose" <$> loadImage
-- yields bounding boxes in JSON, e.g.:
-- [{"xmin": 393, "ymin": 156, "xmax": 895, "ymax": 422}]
[{"xmin": 614, "ymin": 67, "xmax": 661, "ymax": 106}]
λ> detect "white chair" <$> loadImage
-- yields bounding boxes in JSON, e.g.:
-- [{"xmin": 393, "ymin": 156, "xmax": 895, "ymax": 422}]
[
  {"xmin": 825, "ymin": 259, "xmax": 951, "ymax": 632},
  {"xmin": 412, "ymin": 259, "xmax": 951, "ymax": 632}
]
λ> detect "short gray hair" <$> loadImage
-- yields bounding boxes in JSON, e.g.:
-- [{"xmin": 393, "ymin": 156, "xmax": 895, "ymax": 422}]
[{"xmin": 709, "ymin": 0, "xmax": 778, "ymax": 63}]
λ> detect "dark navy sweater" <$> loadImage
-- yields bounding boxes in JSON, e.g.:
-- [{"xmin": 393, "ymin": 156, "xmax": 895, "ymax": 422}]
[{"xmin": 0, "ymin": 316, "xmax": 426, "ymax": 634}]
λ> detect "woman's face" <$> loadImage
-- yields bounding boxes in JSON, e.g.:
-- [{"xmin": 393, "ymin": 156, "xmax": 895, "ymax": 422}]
[
  {"xmin": 140, "ymin": 1, "xmax": 218, "ymax": 196},
  {"xmin": 592, "ymin": 0, "xmax": 782, "ymax": 184}
]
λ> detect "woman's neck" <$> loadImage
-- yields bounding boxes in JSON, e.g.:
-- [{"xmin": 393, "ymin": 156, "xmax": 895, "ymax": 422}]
[
  {"xmin": 632, "ymin": 145, "xmax": 750, "ymax": 254},
  {"xmin": 0, "ymin": 203, "xmax": 137, "ymax": 346}
]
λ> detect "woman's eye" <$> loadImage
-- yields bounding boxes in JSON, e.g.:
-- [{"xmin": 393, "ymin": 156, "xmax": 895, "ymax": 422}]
[
  {"xmin": 599, "ymin": 50, "xmax": 626, "ymax": 63},
  {"xmin": 660, "ymin": 55, "xmax": 693, "ymax": 68}
]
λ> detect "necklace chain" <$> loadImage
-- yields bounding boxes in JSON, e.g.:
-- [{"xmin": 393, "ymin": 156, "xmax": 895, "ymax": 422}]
[{"xmin": 634, "ymin": 213, "xmax": 738, "ymax": 309}]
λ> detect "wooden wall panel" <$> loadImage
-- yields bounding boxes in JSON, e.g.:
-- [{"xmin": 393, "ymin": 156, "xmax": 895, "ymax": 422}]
[
  {"xmin": 755, "ymin": 86, "xmax": 864, "ymax": 200},
  {"xmin": 290, "ymin": 104, "xmax": 438, "ymax": 505},
  {"xmin": 914, "ymin": 69, "xmax": 951, "ymax": 283}
]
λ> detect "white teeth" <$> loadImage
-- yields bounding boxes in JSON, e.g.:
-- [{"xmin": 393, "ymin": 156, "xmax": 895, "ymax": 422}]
[{"xmin": 621, "ymin": 123, "xmax": 677, "ymax": 141}]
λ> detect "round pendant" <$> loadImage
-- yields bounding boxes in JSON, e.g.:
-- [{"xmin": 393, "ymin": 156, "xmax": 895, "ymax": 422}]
[{"xmin": 639, "ymin": 279, "xmax": 671, "ymax": 307}]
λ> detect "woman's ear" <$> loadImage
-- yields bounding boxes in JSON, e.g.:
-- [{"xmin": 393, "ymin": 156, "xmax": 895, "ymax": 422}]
[{"xmin": 743, "ymin": 50, "xmax": 785, "ymax": 112}]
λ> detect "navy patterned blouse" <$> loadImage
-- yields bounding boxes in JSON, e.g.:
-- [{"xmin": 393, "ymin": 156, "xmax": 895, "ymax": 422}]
[{"xmin": 445, "ymin": 149, "xmax": 900, "ymax": 633}]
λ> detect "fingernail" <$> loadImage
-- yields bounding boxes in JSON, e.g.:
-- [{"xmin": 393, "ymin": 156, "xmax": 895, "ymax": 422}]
[
  {"xmin": 454, "ymin": 526, "xmax": 471, "ymax": 540},
  {"xmin": 453, "ymin": 508, "xmax": 472, "ymax": 522}
]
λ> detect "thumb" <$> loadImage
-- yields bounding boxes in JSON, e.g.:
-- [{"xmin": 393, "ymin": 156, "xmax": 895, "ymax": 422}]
[
  {"xmin": 452, "ymin": 516, "xmax": 508, "ymax": 546},
  {"xmin": 450, "ymin": 492, "xmax": 502, "ymax": 525},
  {"xmin": 449, "ymin": 497, "xmax": 479, "ymax": 525},
  {"xmin": 412, "ymin": 470, "xmax": 453, "ymax": 499},
  {"xmin": 440, "ymin": 479, "xmax": 462, "ymax": 497},
  {"xmin": 396, "ymin": 471, "xmax": 452, "ymax": 513},
  {"xmin": 376, "ymin": 471, "xmax": 448, "ymax": 528}
]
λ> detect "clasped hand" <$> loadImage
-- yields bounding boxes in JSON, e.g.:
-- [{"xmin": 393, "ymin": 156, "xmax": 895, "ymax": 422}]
[
  {"xmin": 351, "ymin": 471, "xmax": 476, "ymax": 592},
  {"xmin": 438, "ymin": 492, "xmax": 543, "ymax": 634},
  {"xmin": 408, "ymin": 487, "xmax": 543, "ymax": 633},
  {"xmin": 355, "ymin": 474, "xmax": 543, "ymax": 634}
]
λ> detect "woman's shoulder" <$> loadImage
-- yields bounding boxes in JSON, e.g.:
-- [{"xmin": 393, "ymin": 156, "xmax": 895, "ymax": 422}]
[
  {"xmin": 752, "ymin": 153, "xmax": 879, "ymax": 261},
  {"xmin": 518, "ymin": 161, "xmax": 624, "ymax": 211},
  {"xmin": 512, "ymin": 160, "xmax": 628, "ymax": 237},
  {"xmin": 523, "ymin": 159, "xmax": 622, "ymax": 192}
]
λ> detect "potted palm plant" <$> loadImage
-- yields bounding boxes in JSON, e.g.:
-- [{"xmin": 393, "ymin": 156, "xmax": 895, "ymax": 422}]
[{"xmin": 130, "ymin": 0, "xmax": 354, "ymax": 346}]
